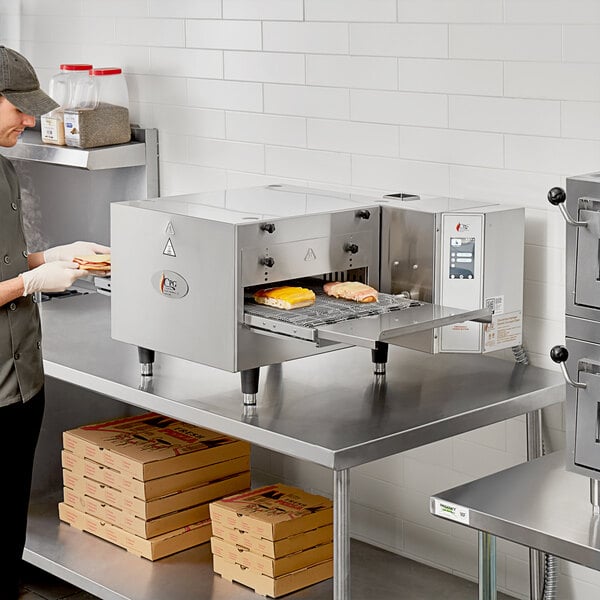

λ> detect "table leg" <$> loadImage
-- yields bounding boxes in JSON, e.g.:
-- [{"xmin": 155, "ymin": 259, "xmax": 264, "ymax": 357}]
[
  {"xmin": 527, "ymin": 410, "xmax": 544, "ymax": 600},
  {"xmin": 478, "ymin": 531, "xmax": 497, "ymax": 600},
  {"xmin": 333, "ymin": 468, "xmax": 350, "ymax": 600}
]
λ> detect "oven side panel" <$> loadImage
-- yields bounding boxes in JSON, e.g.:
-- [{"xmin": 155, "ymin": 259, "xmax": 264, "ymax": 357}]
[
  {"xmin": 111, "ymin": 202, "xmax": 238, "ymax": 371},
  {"xmin": 379, "ymin": 206, "xmax": 436, "ymax": 354}
]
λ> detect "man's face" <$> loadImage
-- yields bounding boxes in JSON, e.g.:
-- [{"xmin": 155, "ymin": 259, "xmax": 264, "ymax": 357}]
[{"xmin": 0, "ymin": 96, "xmax": 35, "ymax": 147}]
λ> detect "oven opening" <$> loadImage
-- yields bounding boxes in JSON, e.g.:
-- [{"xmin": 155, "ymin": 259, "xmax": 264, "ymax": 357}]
[
  {"xmin": 242, "ymin": 266, "xmax": 419, "ymax": 345},
  {"xmin": 596, "ymin": 402, "xmax": 600, "ymax": 443},
  {"xmin": 242, "ymin": 267, "xmax": 374, "ymax": 342},
  {"xmin": 245, "ymin": 267, "xmax": 370, "ymax": 299}
]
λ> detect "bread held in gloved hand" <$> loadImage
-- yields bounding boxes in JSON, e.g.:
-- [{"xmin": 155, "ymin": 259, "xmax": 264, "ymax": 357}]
[
  {"xmin": 19, "ymin": 261, "xmax": 89, "ymax": 296},
  {"xmin": 43, "ymin": 241, "xmax": 110, "ymax": 263}
]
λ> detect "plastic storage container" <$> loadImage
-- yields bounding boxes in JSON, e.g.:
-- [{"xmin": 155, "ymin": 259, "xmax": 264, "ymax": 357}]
[
  {"xmin": 41, "ymin": 64, "xmax": 93, "ymax": 146},
  {"xmin": 64, "ymin": 67, "xmax": 131, "ymax": 149}
]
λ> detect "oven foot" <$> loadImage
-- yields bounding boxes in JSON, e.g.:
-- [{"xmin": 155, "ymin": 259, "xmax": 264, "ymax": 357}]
[
  {"xmin": 371, "ymin": 342, "xmax": 388, "ymax": 376},
  {"xmin": 138, "ymin": 347, "xmax": 155, "ymax": 377},
  {"xmin": 241, "ymin": 367, "xmax": 260, "ymax": 406}
]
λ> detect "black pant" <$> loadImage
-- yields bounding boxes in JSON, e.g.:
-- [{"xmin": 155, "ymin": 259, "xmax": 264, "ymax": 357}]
[{"xmin": 0, "ymin": 389, "xmax": 45, "ymax": 599}]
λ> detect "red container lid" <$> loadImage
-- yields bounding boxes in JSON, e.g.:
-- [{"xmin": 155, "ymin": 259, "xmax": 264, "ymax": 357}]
[
  {"xmin": 91, "ymin": 67, "xmax": 122, "ymax": 76},
  {"xmin": 60, "ymin": 64, "xmax": 93, "ymax": 71}
]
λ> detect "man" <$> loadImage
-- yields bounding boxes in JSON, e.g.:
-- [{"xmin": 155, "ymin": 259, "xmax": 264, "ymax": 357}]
[{"xmin": 0, "ymin": 46, "xmax": 109, "ymax": 599}]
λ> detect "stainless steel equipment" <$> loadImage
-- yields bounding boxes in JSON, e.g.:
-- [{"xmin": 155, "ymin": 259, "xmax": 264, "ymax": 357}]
[
  {"xmin": 380, "ymin": 196, "xmax": 524, "ymax": 354},
  {"xmin": 34, "ymin": 292, "xmax": 563, "ymax": 600},
  {"xmin": 111, "ymin": 185, "xmax": 522, "ymax": 404},
  {"xmin": 549, "ymin": 177, "xmax": 600, "ymax": 510}
]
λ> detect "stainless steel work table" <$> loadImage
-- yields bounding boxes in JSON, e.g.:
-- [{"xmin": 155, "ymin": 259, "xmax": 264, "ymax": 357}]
[
  {"xmin": 28, "ymin": 292, "xmax": 565, "ymax": 600},
  {"xmin": 431, "ymin": 451, "xmax": 600, "ymax": 599}
]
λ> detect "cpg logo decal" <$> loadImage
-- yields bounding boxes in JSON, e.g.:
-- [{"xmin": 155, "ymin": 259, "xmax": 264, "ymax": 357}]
[
  {"xmin": 455, "ymin": 222, "xmax": 470, "ymax": 232},
  {"xmin": 151, "ymin": 270, "xmax": 189, "ymax": 299}
]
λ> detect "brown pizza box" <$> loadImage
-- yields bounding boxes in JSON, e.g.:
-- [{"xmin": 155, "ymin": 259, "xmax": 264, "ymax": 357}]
[
  {"xmin": 211, "ymin": 536, "xmax": 333, "ymax": 578},
  {"xmin": 63, "ymin": 412, "xmax": 250, "ymax": 480},
  {"xmin": 63, "ymin": 486, "xmax": 211, "ymax": 538},
  {"xmin": 211, "ymin": 521, "xmax": 333, "ymax": 559},
  {"xmin": 63, "ymin": 469, "xmax": 251, "ymax": 519},
  {"xmin": 213, "ymin": 554, "xmax": 333, "ymax": 598},
  {"xmin": 62, "ymin": 449, "xmax": 250, "ymax": 500},
  {"xmin": 209, "ymin": 484, "xmax": 333, "ymax": 541},
  {"xmin": 58, "ymin": 502, "xmax": 212, "ymax": 561}
]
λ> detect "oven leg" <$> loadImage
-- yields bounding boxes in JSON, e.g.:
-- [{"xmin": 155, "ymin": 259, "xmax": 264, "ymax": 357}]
[
  {"xmin": 138, "ymin": 347, "xmax": 154, "ymax": 377},
  {"xmin": 371, "ymin": 341, "xmax": 388, "ymax": 376},
  {"xmin": 241, "ymin": 368, "xmax": 260, "ymax": 406},
  {"xmin": 333, "ymin": 468, "xmax": 350, "ymax": 600}
]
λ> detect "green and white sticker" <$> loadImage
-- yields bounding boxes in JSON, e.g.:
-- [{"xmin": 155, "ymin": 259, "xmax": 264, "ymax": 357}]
[{"xmin": 431, "ymin": 498, "xmax": 470, "ymax": 525}]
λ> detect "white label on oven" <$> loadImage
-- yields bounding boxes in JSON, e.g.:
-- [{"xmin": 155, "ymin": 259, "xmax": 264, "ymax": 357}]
[
  {"xmin": 431, "ymin": 498, "xmax": 470, "ymax": 524},
  {"xmin": 485, "ymin": 294, "xmax": 504, "ymax": 315},
  {"xmin": 484, "ymin": 309, "xmax": 522, "ymax": 351}
]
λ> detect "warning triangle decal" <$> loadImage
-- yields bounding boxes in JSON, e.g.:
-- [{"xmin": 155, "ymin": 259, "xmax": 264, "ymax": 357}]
[
  {"xmin": 304, "ymin": 248, "xmax": 317, "ymax": 261},
  {"xmin": 165, "ymin": 222, "xmax": 175, "ymax": 235},
  {"xmin": 163, "ymin": 238, "xmax": 176, "ymax": 257}
]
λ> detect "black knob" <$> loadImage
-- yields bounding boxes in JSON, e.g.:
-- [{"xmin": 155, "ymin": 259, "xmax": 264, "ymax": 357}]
[
  {"xmin": 261, "ymin": 223, "xmax": 276, "ymax": 234},
  {"xmin": 548, "ymin": 187, "xmax": 566, "ymax": 206},
  {"xmin": 550, "ymin": 345, "xmax": 569, "ymax": 364},
  {"xmin": 356, "ymin": 209, "xmax": 371, "ymax": 220},
  {"xmin": 260, "ymin": 256, "xmax": 275, "ymax": 268},
  {"xmin": 344, "ymin": 243, "xmax": 359, "ymax": 254}
]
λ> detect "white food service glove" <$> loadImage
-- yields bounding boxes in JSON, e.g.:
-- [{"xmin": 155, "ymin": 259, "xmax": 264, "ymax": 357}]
[
  {"xmin": 43, "ymin": 241, "xmax": 110, "ymax": 263},
  {"xmin": 20, "ymin": 261, "xmax": 89, "ymax": 296}
]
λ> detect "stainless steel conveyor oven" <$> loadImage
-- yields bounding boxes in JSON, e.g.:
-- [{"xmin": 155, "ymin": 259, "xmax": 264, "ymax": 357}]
[{"xmin": 110, "ymin": 185, "xmax": 525, "ymax": 405}]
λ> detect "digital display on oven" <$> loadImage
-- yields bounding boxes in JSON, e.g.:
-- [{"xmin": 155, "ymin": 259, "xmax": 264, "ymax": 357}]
[{"xmin": 449, "ymin": 237, "xmax": 475, "ymax": 279}]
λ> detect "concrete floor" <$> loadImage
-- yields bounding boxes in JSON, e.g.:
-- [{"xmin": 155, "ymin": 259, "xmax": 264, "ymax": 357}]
[{"xmin": 19, "ymin": 541, "xmax": 516, "ymax": 600}]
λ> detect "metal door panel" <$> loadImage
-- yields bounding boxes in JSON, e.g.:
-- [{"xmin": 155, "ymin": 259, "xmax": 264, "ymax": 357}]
[
  {"xmin": 575, "ymin": 208, "xmax": 600, "ymax": 309},
  {"xmin": 574, "ymin": 369, "xmax": 600, "ymax": 473}
]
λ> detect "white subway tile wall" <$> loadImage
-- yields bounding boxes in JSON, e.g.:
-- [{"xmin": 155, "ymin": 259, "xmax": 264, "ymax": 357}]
[{"xmin": 4, "ymin": 2, "xmax": 592, "ymax": 597}]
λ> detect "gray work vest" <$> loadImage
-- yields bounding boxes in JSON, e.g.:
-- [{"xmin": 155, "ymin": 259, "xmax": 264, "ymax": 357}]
[{"xmin": 0, "ymin": 155, "xmax": 43, "ymax": 406}]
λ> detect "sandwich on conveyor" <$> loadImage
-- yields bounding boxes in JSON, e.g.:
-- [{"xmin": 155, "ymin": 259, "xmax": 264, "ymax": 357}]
[
  {"xmin": 254, "ymin": 286, "xmax": 316, "ymax": 310},
  {"xmin": 323, "ymin": 281, "xmax": 378, "ymax": 303}
]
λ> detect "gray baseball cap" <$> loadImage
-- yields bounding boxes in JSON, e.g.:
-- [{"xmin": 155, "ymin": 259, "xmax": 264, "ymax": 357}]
[{"xmin": 0, "ymin": 46, "xmax": 59, "ymax": 116}]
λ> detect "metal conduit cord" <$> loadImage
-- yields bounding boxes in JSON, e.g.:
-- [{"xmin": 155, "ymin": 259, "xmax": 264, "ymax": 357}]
[{"xmin": 511, "ymin": 344, "xmax": 558, "ymax": 600}]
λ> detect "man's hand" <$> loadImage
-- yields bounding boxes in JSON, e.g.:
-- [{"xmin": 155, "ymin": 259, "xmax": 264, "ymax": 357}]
[
  {"xmin": 43, "ymin": 241, "xmax": 110, "ymax": 263},
  {"xmin": 20, "ymin": 261, "xmax": 89, "ymax": 296}
]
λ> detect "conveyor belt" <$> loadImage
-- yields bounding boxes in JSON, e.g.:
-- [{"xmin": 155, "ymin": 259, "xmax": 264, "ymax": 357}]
[{"xmin": 244, "ymin": 290, "xmax": 417, "ymax": 329}]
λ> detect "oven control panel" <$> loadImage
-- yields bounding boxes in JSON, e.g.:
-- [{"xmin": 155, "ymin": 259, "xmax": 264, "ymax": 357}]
[{"xmin": 440, "ymin": 214, "xmax": 484, "ymax": 352}]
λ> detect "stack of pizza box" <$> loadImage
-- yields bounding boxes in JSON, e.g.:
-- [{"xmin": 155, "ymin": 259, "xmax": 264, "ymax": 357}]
[
  {"xmin": 58, "ymin": 412, "xmax": 251, "ymax": 560},
  {"xmin": 209, "ymin": 483, "xmax": 334, "ymax": 597}
]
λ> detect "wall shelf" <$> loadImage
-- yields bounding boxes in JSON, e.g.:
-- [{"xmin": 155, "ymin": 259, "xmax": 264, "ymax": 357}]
[{"xmin": 0, "ymin": 129, "xmax": 154, "ymax": 171}]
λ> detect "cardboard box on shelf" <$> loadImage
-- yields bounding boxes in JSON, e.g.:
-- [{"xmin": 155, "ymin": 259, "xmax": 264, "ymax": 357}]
[
  {"xmin": 61, "ymin": 449, "xmax": 250, "ymax": 499},
  {"xmin": 58, "ymin": 502, "xmax": 212, "ymax": 561},
  {"xmin": 211, "ymin": 521, "xmax": 333, "ymax": 559},
  {"xmin": 213, "ymin": 554, "xmax": 333, "ymax": 598},
  {"xmin": 63, "ymin": 469, "xmax": 251, "ymax": 519},
  {"xmin": 211, "ymin": 536, "xmax": 333, "ymax": 578},
  {"xmin": 209, "ymin": 484, "xmax": 333, "ymax": 541},
  {"xmin": 63, "ymin": 412, "xmax": 250, "ymax": 480},
  {"xmin": 63, "ymin": 486, "xmax": 211, "ymax": 538}
]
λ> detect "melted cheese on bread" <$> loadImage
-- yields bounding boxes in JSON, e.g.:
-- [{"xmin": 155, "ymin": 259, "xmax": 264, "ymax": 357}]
[{"xmin": 254, "ymin": 286, "xmax": 316, "ymax": 310}]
